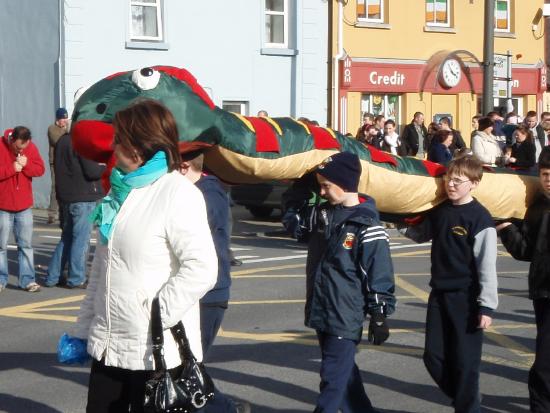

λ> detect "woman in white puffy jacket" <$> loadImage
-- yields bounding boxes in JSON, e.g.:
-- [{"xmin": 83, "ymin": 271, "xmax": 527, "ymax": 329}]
[
  {"xmin": 471, "ymin": 116, "xmax": 503, "ymax": 166},
  {"xmin": 74, "ymin": 100, "xmax": 217, "ymax": 412}
]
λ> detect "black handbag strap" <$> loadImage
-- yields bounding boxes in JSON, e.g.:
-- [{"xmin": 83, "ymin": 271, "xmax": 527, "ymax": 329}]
[{"xmin": 150, "ymin": 298, "xmax": 196, "ymax": 373}]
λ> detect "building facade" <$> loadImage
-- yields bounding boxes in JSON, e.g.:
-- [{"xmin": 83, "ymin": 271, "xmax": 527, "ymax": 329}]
[
  {"xmin": 331, "ymin": 0, "xmax": 547, "ymax": 141},
  {"xmin": 1, "ymin": 0, "xmax": 328, "ymax": 206}
]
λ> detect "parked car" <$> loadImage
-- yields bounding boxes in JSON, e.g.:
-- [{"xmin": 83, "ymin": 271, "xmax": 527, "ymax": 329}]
[{"xmin": 230, "ymin": 181, "xmax": 290, "ymax": 218}]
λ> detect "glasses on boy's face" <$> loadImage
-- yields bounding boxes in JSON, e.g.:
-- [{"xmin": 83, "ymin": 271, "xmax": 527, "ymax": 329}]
[{"xmin": 444, "ymin": 176, "xmax": 471, "ymax": 186}]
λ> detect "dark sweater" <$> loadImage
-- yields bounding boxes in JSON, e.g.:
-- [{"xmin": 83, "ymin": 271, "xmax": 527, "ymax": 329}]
[
  {"xmin": 54, "ymin": 134, "xmax": 105, "ymax": 203},
  {"xmin": 196, "ymin": 175, "xmax": 231, "ymax": 304},
  {"xmin": 404, "ymin": 199, "xmax": 498, "ymax": 313},
  {"xmin": 510, "ymin": 140, "xmax": 536, "ymax": 169}
]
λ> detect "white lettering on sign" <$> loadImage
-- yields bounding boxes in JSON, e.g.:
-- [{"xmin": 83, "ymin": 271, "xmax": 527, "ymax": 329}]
[
  {"xmin": 369, "ymin": 71, "xmax": 406, "ymax": 86},
  {"xmin": 344, "ymin": 68, "xmax": 351, "ymax": 83}
]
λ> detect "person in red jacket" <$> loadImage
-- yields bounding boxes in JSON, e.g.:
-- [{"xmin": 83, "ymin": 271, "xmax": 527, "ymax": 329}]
[{"xmin": 0, "ymin": 126, "xmax": 45, "ymax": 292}]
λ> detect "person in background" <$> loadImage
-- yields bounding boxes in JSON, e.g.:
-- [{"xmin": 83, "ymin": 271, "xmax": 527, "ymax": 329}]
[
  {"xmin": 439, "ymin": 117, "xmax": 466, "ymax": 153},
  {"xmin": 502, "ymin": 112, "xmax": 519, "ymax": 145},
  {"xmin": 497, "ymin": 147, "xmax": 550, "ymax": 412},
  {"xmin": 401, "ymin": 155, "xmax": 498, "ymax": 413},
  {"xmin": 47, "ymin": 107, "xmax": 69, "ymax": 224},
  {"xmin": 0, "ymin": 126, "xmax": 45, "ymax": 292},
  {"xmin": 44, "ymin": 132, "xmax": 105, "ymax": 289},
  {"xmin": 427, "ymin": 130, "xmax": 453, "ymax": 166},
  {"xmin": 356, "ymin": 112, "xmax": 374, "ymax": 139},
  {"xmin": 525, "ymin": 111, "xmax": 545, "ymax": 161},
  {"xmin": 382, "ymin": 119, "xmax": 406, "ymax": 156},
  {"xmin": 471, "ymin": 117, "xmax": 503, "ymax": 166},
  {"xmin": 363, "ymin": 124, "xmax": 382, "ymax": 148},
  {"xmin": 179, "ymin": 142, "xmax": 251, "ymax": 413},
  {"xmin": 74, "ymin": 100, "xmax": 217, "ymax": 412},
  {"xmin": 426, "ymin": 121, "xmax": 441, "ymax": 152},
  {"xmin": 534, "ymin": 112, "xmax": 550, "ymax": 161},
  {"xmin": 400, "ymin": 112, "xmax": 428, "ymax": 157},
  {"xmin": 257, "ymin": 110, "xmax": 268, "ymax": 118},
  {"xmin": 507, "ymin": 125, "xmax": 536, "ymax": 171},
  {"xmin": 471, "ymin": 115, "xmax": 482, "ymax": 140}
]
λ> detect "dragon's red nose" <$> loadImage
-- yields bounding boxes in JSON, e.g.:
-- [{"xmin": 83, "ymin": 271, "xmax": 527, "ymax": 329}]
[{"xmin": 72, "ymin": 120, "xmax": 115, "ymax": 164}]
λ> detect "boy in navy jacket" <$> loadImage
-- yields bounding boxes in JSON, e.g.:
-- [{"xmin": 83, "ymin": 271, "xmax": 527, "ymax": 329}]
[
  {"xmin": 497, "ymin": 147, "xmax": 550, "ymax": 412},
  {"xmin": 402, "ymin": 155, "xmax": 498, "ymax": 413},
  {"xmin": 283, "ymin": 152, "xmax": 396, "ymax": 413}
]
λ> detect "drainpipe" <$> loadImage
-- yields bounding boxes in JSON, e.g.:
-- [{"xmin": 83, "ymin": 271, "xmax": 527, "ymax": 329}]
[
  {"xmin": 332, "ymin": 0, "xmax": 345, "ymax": 130},
  {"xmin": 56, "ymin": 0, "xmax": 65, "ymax": 109}
]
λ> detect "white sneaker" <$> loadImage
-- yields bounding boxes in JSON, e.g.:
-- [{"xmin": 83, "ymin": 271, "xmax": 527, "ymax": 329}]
[{"xmin": 0, "ymin": 284, "xmax": 5, "ymax": 292}]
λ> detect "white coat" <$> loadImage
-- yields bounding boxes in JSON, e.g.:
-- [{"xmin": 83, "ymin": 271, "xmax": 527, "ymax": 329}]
[
  {"xmin": 75, "ymin": 171, "xmax": 217, "ymax": 370},
  {"xmin": 471, "ymin": 131, "xmax": 503, "ymax": 165}
]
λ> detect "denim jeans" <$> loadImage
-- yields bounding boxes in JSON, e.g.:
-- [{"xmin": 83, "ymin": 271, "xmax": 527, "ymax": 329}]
[
  {"xmin": 46, "ymin": 202, "xmax": 96, "ymax": 287},
  {"xmin": 0, "ymin": 208, "xmax": 36, "ymax": 288}
]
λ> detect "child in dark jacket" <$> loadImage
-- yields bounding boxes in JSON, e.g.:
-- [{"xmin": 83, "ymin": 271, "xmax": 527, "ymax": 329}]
[
  {"xmin": 401, "ymin": 155, "xmax": 498, "ymax": 413},
  {"xmin": 179, "ymin": 142, "xmax": 250, "ymax": 413},
  {"xmin": 282, "ymin": 152, "xmax": 396, "ymax": 413},
  {"xmin": 497, "ymin": 147, "xmax": 550, "ymax": 412}
]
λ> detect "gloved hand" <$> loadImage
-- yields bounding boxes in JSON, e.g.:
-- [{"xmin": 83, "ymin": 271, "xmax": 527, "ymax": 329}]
[
  {"xmin": 368, "ymin": 313, "xmax": 389, "ymax": 345},
  {"xmin": 57, "ymin": 333, "xmax": 91, "ymax": 364}
]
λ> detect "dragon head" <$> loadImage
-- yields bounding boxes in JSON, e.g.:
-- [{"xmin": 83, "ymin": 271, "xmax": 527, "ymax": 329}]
[{"xmin": 71, "ymin": 65, "xmax": 218, "ymax": 171}]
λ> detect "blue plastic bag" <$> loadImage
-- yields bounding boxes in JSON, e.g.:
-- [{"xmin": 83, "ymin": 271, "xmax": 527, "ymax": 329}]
[{"xmin": 57, "ymin": 333, "xmax": 91, "ymax": 365}]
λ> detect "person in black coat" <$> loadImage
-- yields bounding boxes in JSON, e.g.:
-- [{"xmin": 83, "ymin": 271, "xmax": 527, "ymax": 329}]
[
  {"xmin": 497, "ymin": 147, "xmax": 550, "ymax": 412},
  {"xmin": 508, "ymin": 125, "xmax": 536, "ymax": 170},
  {"xmin": 400, "ymin": 112, "xmax": 428, "ymax": 157},
  {"xmin": 44, "ymin": 133, "xmax": 105, "ymax": 288},
  {"xmin": 439, "ymin": 116, "xmax": 466, "ymax": 153}
]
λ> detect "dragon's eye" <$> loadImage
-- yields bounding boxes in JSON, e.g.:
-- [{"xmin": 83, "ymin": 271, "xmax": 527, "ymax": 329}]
[
  {"xmin": 132, "ymin": 67, "xmax": 160, "ymax": 90},
  {"xmin": 96, "ymin": 103, "xmax": 107, "ymax": 114}
]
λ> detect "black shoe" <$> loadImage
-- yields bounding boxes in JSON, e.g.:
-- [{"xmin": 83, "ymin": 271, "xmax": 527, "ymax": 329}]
[
  {"xmin": 230, "ymin": 258, "xmax": 243, "ymax": 266},
  {"xmin": 234, "ymin": 400, "xmax": 251, "ymax": 413},
  {"xmin": 63, "ymin": 282, "xmax": 88, "ymax": 290}
]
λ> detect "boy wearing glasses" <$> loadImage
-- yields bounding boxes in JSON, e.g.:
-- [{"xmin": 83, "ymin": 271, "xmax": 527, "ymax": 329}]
[
  {"xmin": 401, "ymin": 155, "xmax": 498, "ymax": 413},
  {"xmin": 496, "ymin": 147, "xmax": 550, "ymax": 412}
]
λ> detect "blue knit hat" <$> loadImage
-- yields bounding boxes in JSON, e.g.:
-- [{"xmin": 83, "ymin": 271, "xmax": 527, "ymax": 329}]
[
  {"xmin": 316, "ymin": 152, "xmax": 362, "ymax": 192},
  {"xmin": 55, "ymin": 107, "xmax": 68, "ymax": 120}
]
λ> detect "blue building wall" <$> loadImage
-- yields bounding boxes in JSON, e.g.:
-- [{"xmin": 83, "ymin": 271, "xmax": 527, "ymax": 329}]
[
  {"xmin": 0, "ymin": 0, "xmax": 60, "ymax": 208},
  {"xmin": 1, "ymin": 1, "xmax": 328, "ymax": 206},
  {"xmin": 62, "ymin": 0, "xmax": 328, "ymax": 121}
]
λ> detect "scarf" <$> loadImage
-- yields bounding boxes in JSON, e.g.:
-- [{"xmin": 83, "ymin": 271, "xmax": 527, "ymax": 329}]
[{"xmin": 91, "ymin": 151, "xmax": 169, "ymax": 244}]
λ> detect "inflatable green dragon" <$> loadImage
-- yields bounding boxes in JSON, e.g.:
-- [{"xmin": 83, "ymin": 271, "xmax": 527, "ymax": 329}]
[{"xmin": 71, "ymin": 65, "xmax": 539, "ymax": 219}]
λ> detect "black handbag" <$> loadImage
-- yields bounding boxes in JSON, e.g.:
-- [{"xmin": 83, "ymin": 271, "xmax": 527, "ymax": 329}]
[{"xmin": 144, "ymin": 298, "xmax": 215, "ymax": 413}]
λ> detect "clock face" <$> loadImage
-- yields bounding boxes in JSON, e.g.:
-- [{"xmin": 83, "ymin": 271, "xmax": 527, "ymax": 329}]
[{"xmin": 440, "ymin": 59, "xmax": 462, "ymax": 88}]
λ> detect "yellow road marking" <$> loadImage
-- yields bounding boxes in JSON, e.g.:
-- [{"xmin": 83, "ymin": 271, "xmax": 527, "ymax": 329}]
[
  {"xmin": 396, "ymin": 274, "xmax": 534, "ymax": 365},
  {"xmin": 232, "ymin": 264, "xmax": 304, "ymax": 276},
  {"xmin": 392, "ymin": 250, "xmax": 431, "ymax": 258}
]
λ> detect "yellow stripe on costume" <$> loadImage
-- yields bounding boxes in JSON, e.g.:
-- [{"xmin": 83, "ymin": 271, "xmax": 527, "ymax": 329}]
[
  {"xmin": 230, "ymin": 112, "xmax": 256, "ymax": 133},
  {"xmin": 262, "ymin": 117, "xmax": 283, "ymax": 135},
  {"xmin": 324, "ymin": 128, "xmax": 338, "ymax": 140},
  {"xmin": 295, "ymin": 120, "xmax": 311, "ymax": 135}
]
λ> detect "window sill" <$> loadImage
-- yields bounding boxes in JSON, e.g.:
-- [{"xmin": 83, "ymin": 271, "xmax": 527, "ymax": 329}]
[
  {"xmin": 423, "ymin": 25, "xmax": 456, "ymax": 34},
  {"xmin": 125, "ymin": 41, "xmax": 170, "ymax": 51},
  {"xmin": 494, "ymin": 31, "xmax": 516, "ymax": 39},
  {"xmin": 355, "ymin": 21, "xmax": 391, "ymax": 29},
  {"xmin": 260, "ymin": 48, "xmax": 298, "ymax": 56}
]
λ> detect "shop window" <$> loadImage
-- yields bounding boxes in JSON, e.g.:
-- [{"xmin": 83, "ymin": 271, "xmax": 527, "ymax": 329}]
[
  {"xmin": 361, "ymin": 94, "xmax": 401, "ymax": 125},
  {"xmin": 494, "ymin": 0, "xmax": 511, "ymax": 32},
  {"xmin": 425, "ymin": 0, "xmax": 450, "ymax": 27},
  {"xmin": 265, "ymin": 0, "xmax": 288, "ymax": 48},
  {"xmin": 222, "ymin": 100, "xmax": 249, "ymax": 115},
  {"xmin": 357, "ymin": 0, "xmax": 384, "ymax": 23},
  {"xmin": 129, "ymin": 0, "xmax": 163, "ymax": 41}
]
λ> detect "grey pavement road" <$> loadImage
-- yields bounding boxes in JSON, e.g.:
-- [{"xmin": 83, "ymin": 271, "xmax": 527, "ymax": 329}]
[{"xmin": 0, "ymin": 206, "xmax": 533, "ymax": 412}]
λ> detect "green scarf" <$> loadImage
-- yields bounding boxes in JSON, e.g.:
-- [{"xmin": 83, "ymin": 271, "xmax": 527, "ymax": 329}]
[{"xmin": 91, "ymin": 151, "xmax": 169, "ymax": 244}]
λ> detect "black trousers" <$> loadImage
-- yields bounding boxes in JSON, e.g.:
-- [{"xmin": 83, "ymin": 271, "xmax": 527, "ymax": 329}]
[
  {"xmin": 424, "ymin": 290, "xmax": 483, "ymax": 413},
  {"xmin": 86, "ymin": 358, "xmax": 154, "ymax": 413},
  {"xmin": 529, "ymin": 298, "xmax": 550, "ymax": 412}
]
